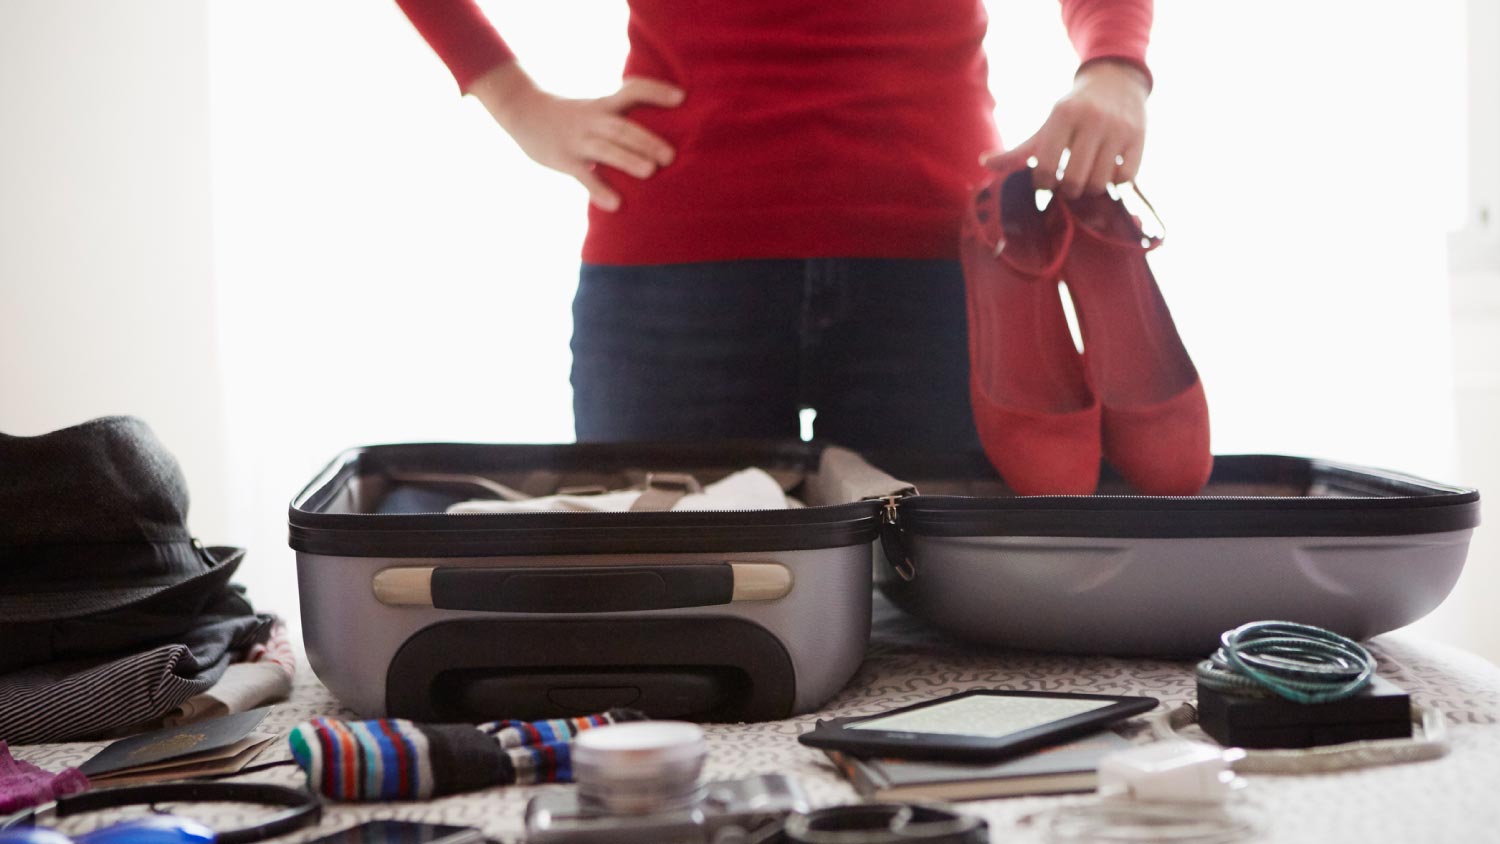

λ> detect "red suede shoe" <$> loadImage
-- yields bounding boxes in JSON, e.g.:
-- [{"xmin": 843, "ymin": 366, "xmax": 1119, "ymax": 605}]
[
  {"xmin": 1058, "ymin": 187, "xmax": 1212, "ymax": 496},
  {"xmin": 962, "ymin": 168, "xmax": 1101, "ymax": 496}
]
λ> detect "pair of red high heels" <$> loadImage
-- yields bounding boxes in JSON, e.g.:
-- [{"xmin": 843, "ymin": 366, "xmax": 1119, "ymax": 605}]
[{"xmin": 961, "ymin": 167, "xmax": 1211, "ymax": 496}]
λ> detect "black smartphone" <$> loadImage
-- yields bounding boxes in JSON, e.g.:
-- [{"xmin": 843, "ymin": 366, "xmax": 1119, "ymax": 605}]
[
  {"xmin": 798, "ymin": 689, "xmax": 1158, "ymax": 762},
  {"xmin": 303, "ymin": 821, "xmax": 485, "ymax": 844}
]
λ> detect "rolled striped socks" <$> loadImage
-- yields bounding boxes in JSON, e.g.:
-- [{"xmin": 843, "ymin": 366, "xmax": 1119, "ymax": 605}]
[{"xmin": 288, "ymin": 709, "xmax": 644, "ymax": 801}]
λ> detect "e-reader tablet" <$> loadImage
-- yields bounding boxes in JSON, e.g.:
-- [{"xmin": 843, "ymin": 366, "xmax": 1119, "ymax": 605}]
[{"xmin": 798, "ymin": 689, "xmax": 1158, "ymax": 762}]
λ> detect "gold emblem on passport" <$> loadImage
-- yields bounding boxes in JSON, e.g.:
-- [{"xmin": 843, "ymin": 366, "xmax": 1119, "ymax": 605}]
[{"xmin": 128, "ymin": 733, "xmax": 206, "ymax": 761}]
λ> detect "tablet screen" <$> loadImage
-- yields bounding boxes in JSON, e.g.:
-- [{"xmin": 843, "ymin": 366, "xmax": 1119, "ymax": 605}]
[{"xmin": 846, "ymin": 694, "xmax": 1113, "ymax": 738}]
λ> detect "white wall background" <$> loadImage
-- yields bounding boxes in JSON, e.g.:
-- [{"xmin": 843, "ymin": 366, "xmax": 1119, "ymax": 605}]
[
  {"xmin": 0, "ymin": 1, "xmax": 231, "ymax": 541},
  {"xmin": 3, "ymin": 1, "xmax": 1493, "ymax": 659},
  {"xmin": 1446, "ymin": 0, "xmax": 1500, "ymax": 668}
]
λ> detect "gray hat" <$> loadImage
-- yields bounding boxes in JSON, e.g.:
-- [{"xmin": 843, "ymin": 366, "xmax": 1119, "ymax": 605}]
[{"xmin": 0, "ymin": 416, "xmax": 245, "ymax": 625}]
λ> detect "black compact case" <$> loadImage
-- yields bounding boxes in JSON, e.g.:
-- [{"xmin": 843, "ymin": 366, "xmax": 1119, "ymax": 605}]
[{"xmin": 1196, "ymin": 676, "xmax": 1413, "ymax": 749}]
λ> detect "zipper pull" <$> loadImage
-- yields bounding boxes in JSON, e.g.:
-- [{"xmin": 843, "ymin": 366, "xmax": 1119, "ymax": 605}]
[{"xmin": 879, "ymin": 495, "xmax": 915, "ymax": 581}]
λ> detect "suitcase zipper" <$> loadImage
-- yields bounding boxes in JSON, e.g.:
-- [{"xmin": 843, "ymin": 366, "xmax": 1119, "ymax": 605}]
[{"xmin": 880, "ymin": 494, "xmax": 916, "ymax": 581}]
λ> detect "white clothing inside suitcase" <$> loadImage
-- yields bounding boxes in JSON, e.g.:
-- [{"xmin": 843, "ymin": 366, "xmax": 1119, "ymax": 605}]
[{"xmin": 445, "ymin": 467, "xmax": 802, "ymax": 513}]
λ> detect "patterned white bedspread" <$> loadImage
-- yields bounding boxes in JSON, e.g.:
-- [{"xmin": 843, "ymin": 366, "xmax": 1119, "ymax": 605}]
[{"xmin": 17, "ymin": 599, "xmax": 1500, "ymax": 843}]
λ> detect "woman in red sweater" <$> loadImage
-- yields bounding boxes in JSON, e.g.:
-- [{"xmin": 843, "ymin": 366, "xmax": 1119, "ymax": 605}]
[{"xmin": 397, "ymin": 0, "xmax": 1152, "ymax": 450}]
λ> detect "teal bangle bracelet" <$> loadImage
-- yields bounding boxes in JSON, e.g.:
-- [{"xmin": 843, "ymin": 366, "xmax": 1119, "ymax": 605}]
[
  {"xmin": 1194, "ymin": 660, "xmax": 1274, "ymax": 697},
  {"xmin": 1201, "ymin": 621, "xmax": 1376, "ymax": 705}
]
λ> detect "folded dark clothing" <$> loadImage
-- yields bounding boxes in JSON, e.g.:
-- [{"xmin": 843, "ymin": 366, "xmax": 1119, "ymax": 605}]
[
  {"xmin": 0, "ymin": 547, "xmax": 252, "ymax": 676},
  {"xmin": 0, "ymin": 593, "xmax": 274, "ymax": 744}
]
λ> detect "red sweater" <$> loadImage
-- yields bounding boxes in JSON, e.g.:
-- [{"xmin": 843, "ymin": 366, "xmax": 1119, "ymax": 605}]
[{"xmin": 397, "ymin": 0, "xmax": 1152, "ymax": 265}]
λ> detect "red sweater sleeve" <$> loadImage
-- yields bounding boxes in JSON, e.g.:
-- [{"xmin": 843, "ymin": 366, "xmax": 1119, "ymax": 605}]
[
  {"xmin": 1059, "ymin": 0, "xmax": 1154, "ymax": 90},
  {"xmin": 394, "ymin": 0, "xmax": 515, "ymax": 93}
]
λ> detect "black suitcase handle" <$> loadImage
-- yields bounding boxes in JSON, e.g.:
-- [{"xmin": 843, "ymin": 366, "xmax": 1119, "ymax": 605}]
[{"xmin": 372, "ymin": 562, "xmax": 792, "ymax": 613}]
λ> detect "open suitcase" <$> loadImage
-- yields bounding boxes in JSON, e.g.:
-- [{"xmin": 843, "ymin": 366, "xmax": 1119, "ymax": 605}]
[
  {"xmin": 874, "ymin": 452, "xmax": 1479, "ymax": 656},
  {"xmin": 290, "ymin": 442, "xmax": 1478, "ymax": 722},
  {"xmin": 289, "ymin": 442, "xmax": 905, "ymax": 723}
]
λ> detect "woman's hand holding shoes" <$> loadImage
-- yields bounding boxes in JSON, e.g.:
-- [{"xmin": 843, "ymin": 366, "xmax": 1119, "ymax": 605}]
[{"xmin": 983, "ymin": 58, "xmax": 1149, "ymax": 198}]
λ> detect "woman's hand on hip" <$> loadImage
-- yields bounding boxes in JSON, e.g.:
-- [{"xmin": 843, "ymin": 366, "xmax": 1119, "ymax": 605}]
[
  {"xmin": 983, "ymin": 59, "xmax": 1149, "ymax": 199},
  {"xmin": 469, "ymin": 62, "xmax": 684, "ymax": 211}
]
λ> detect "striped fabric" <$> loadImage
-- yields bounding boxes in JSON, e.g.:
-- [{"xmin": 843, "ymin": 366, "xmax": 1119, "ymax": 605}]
[
  {"xmin": 0, "ymin": 645, "xmax": 222, "ymax": 745},
  {"xmin": 481, "ymin": 713, "xmax": 621, "ymax": 748},
  {"xmin": 0, "ymin": 599, "xmax": 274, "ymax": 745},
  {"xmin": 244, "ymin": 621, "xmax": 298, "ymax": 677},
  {"xmin": 288, "ymin": 709, "xmax": 643, "ymax": 801}
]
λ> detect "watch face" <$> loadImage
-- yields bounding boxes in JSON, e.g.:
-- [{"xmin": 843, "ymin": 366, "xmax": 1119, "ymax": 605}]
[{"xmin": 847, "ymin": 695, "xmax": 1113, "ymax": 739}]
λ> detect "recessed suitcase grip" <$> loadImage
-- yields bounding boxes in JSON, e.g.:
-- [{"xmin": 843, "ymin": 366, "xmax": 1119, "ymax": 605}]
[
  {"xmin": 372, "ymin": 563, "xmax": 791, "ymax": 612},
  {"xmin": 387, "ymin": 617, "xmax": 796, "ymax": 721}
]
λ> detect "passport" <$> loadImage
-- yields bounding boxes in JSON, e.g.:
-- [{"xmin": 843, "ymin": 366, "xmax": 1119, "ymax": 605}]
[{"xmin": 79, "ymin": 707, "xmax": 272, "ymax": 777}]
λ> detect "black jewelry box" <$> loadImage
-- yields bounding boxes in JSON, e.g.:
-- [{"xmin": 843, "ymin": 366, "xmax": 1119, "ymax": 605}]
[{"xmin": 1196, "ymin": 675, "xmax": 1412, "ymax": 749}]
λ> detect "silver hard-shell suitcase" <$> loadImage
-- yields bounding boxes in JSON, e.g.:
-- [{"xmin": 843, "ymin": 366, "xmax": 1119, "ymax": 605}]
[
  {"xmin": 289, "ymin": 441, "xmax": 905, "ymax": 722},
  {"xmin": 876, "ymin": 453, "xmax": 1479, "ymax": 655}
]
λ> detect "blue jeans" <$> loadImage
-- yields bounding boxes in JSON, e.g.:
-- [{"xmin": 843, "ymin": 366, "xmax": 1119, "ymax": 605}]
[{"xmin": 570, "ymin": 259, "xmax": 980, "ymax": 452}]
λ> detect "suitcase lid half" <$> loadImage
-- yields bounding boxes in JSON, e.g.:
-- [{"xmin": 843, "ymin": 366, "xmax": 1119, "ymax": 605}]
[
  {"xmin": 289, "ymin": 441, "xmax": 884, "ymax": 558},
  {"xmin": 885, "ymin": 453, "xmax": 1480, "ymax": 540}
]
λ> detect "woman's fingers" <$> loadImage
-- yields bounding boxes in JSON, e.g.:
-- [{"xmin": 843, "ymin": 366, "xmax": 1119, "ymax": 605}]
[
  {"xmin": 1029, "ymin": 123, "xmax": 1070, "ymax": 192},
  {"xmin": 572, "ymin": 76, "xmax": 683, "ymax": 190},
  {"xmin": 599, "ymin": 116, "xmax": 675, "ymax": 166},
  {"xmin": 1115, "ymin": 139, "xmax": 1144, "ymax": 185},
  {"xmin": 1003, "ymin": 59, "xmax": 1149, "ymax": 196},
  {"xmin": 1058, "ymin": 121, "xmax": 1105, "ymax": 199},
  {"xmin": 569, "ymin": 164, "xmax": 621, "ymax": 212},
  {"xmin": 984, "ymin": 122, "xmax": 1130, "ymax": 196},
  {"xmin": 1088, "ymin": 150, "xmax": 1118, "ymax": 196},
  {"xmin": 580, "ymin": 136, "xmax": 657, "ymax": 180},
  {"xmin": 981, "ymin": 138, "xmax": 1034, "ymax": 174},
  {"xmin": 1080, "ymin": 129, "xmax": 1125, "ymax": 197},
  {"xmin": 982, "ymin": 122, "xmax": 1068, "ymax": 191},
  {"xmin": 605, "ymin": 77, "xmax": 686, "ymax": 111}
]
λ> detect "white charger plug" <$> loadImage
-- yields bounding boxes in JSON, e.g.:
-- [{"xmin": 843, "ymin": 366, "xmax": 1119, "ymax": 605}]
[{"xmin": 1096, "ymin": 741, "xmax": 1247, "ymax": 804}]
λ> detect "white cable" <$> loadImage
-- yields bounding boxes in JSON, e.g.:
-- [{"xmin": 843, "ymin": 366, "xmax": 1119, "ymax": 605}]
[
  {"xmin": 1023, "ymin": 800, "xmax": 1261, "ymax": 844},
  {"xmin": 1152, "ymin": 703, "xmax": 1449, "ymax": 774}
]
